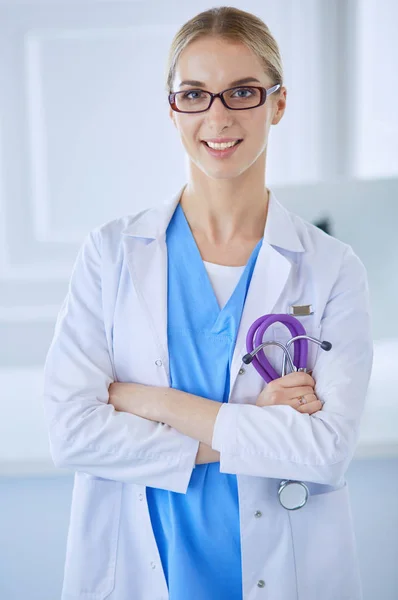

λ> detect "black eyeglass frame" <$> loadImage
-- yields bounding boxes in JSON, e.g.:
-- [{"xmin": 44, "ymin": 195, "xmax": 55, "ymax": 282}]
[{"xmin": 168, "ymin": 83, "xmax": 281, "ymax": 114}]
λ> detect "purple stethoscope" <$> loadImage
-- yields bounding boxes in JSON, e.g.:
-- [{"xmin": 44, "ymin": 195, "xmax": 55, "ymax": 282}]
[{"xmin": 242, "ymin": 314, "xmax": 332, "ymax": 510}]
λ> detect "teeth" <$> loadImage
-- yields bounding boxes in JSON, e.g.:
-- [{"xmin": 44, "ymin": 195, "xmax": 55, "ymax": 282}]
[{"xmin": 206, "ymin": 140, "xmax": 240, "ymax": 150}]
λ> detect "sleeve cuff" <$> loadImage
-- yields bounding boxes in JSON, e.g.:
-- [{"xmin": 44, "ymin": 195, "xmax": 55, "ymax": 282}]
[
  {"xmin": 165, "ymin": 434, "xmax": 199, "ymax": 494},
  {"xmin": 211, "ymin": 402, "xmax": 240, "ymax": 453}
]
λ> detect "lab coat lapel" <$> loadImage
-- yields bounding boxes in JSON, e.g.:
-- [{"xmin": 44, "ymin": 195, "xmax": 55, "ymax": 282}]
[
  {"xmin": 229, "ymin": 243, "xmax": 292, "ymax": 393},
  {"xmin": 229, "ymin": 193, "xmax": 305, "ymax": 395},
  {"xmin": 121, "ymin": 187, "xmax": 184, "ymax": 384},
  {"xmin": 123, "ymin": 235, "xmax": 170, "ymax": 382}
]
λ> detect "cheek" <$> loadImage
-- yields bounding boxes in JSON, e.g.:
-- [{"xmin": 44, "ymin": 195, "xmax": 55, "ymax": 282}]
[
  {"xmin": 175, "ymin": 116, "xmax": 200, "ymax": 143},
  {"xmin": 239, "ymin": 108, "xmax": 268, "ymax": 136},
  {"xmin": 251, "ymin": 109, "xmax": 270, "ymax": 133},
  {"xmin": 252, "ymin": 119, "xmax": 272, "ymax": 151}
]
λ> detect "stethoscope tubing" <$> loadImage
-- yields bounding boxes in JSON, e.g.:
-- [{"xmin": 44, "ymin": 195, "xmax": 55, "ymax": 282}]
[
  {"xmin": 245, "ymin": 314, "xmax": 308, "ymax": 382},
  {"xmin": 244, "ymin": 314, "xmax": 332, "ymax": 510}
]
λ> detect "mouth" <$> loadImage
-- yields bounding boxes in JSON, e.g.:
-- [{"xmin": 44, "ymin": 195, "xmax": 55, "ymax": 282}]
[
  {"xmin": 201, "ymin": 139, "xmax": 243, "ymax": 148},
  {"xmin": 201, "ymin": 139, "xmax": 243, "ymax": 159}
]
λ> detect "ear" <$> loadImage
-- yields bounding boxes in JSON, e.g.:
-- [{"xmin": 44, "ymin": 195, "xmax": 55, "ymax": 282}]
[{"xmin": 271, "ymin": 86, "xmax": 287, "ymax": 125}]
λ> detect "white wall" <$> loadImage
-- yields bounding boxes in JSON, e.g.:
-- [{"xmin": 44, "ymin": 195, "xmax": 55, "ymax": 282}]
[{"xmin": 354, "ymin": 0, "xmax": 398, "ymax": 177}]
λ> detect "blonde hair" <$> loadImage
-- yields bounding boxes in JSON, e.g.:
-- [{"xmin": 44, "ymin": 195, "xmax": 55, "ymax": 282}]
[{"xmin": 165, "ymin": 6, "xmax": 284, "ymax": 93}]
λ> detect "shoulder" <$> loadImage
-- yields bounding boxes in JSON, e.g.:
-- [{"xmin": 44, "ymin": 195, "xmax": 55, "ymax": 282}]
[
  {"xmin": 92, "ymin": 208, "xmax": 151, "ymax": 245},
  {"xmin": 287, "ymin": 207, "xmax": 366, "ymax": 280},
  {"xmin": 288, "ymin": 206, "xmax": 359, "ymax": 261},
  {"xmin": 83, "ymin": 206, "xmax": 157, "ymax": 267},
  {"xmin": 289, "ymin": 208, "xmax": 346, "ymax": 255}
]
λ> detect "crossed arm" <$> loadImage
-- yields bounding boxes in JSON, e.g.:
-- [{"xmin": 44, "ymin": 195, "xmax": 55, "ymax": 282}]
[
  {"xmin": 108, "ymin": 373, "xmax": 320, "ymax": 465},
  {"xmin": 108, "ymin": 382, "xmax": 222, "ymax": 465}
]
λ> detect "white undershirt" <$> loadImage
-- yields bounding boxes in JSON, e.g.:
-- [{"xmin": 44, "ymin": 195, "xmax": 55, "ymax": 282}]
[{"xmin": 203, "ymin": 260, "xmax": 246, "ymax": 310}]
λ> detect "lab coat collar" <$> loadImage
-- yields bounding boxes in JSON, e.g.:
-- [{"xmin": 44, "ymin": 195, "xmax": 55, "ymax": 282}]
[{"xmin": 121, "ymin": 185, "xmax": 305, "ymax": 253}]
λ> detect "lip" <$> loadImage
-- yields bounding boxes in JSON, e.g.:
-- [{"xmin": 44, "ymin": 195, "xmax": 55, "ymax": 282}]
[
  {"xmin": 201, "ymin": 139, "xmax": 242, "ymax": 159},
  {"xmin": 202, "ymin": 137, "xmax": 242, "ymax": 143}
]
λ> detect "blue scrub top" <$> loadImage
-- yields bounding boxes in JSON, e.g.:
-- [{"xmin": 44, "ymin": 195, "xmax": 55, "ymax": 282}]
[{"xmin": 146, "ymin": 202, "xmax": 262, "ymax": 599}]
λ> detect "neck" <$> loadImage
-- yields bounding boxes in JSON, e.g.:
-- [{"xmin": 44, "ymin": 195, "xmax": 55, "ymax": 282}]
[{"xmin": 180, "ymin": 162, "xmax": 270, "ymax": 246}]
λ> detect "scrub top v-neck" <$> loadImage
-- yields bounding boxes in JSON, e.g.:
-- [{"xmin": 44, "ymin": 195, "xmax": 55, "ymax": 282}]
[{"xmin": 146, "ymin": 202, "xmax": 263, "ymax": 600}]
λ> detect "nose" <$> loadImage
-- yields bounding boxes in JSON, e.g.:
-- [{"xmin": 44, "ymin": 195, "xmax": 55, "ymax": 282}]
[
  {"xmin": 203, "ymin": 98, "xmax": 233, "ymax": 133},
  {"xmin": 206, "ymin": 94, "xmax": 233, "ymax": 123}
]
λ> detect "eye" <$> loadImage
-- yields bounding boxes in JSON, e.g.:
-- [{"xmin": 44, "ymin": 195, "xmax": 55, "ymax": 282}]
[
  {"xmin": 232, "ymin": 87, "xmax": 255, "ymax": 98},
  {"xmin": 183, "ymin": 90, "xmax": 206, "ymax": 100}
]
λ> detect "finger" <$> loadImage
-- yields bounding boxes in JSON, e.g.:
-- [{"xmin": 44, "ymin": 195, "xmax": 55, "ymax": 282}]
[
  {"xmin": 286, "ymin": 386, "xmax": 315, "ymax": 400},
  {"xmin": 263, "ymin": 389, "xmax": 315, "ymax": 408},
  {"xmin": 257, "ymin": 388, "xmax": 307, "ymax": 408},
  {"xmin": 292, "ymin": 392, "xmax": 317, "ymax": 408},
  {"xmin": 296, "ymin": 399, "xmax": 323, "ymax": 415},
  {"xmin": 277, "ymin": 372, "xmax": 315, "ymax": 389}
]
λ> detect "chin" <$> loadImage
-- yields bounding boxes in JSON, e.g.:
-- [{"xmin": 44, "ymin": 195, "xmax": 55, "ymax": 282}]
[
  {"xmin": 205, "ymin": 163, "xmax": 252, "ymax": 180},
  {"xmin": 197, "ymin": 167, "xmax": 244, "ymax": 181},
  {"xmin": 191, "ymin": 157, "xmax": 247, "ymax": 178}
]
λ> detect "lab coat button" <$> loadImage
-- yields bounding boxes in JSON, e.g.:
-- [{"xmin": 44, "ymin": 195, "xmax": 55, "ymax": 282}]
[
  {"xmin": 150, "ymin": 562, "xmax": 156, "ymax": 569},
  {"xmin": 238, "ymin": 368, "xmax": 245, "ymax": 375},
  {"xmin": 254, "ymin": 510, "xmax": 262, "ymax": 518},
  {"xmin": 155, "ymin": 359, "xmax": 163, "ymax": 367},
  {"xmin": 138, "ymin": 493, "xmax": 144, "ymax": 501},
  {"xmin": 257, "ymin": 580, "xmax": 265, "ymax": 588}
]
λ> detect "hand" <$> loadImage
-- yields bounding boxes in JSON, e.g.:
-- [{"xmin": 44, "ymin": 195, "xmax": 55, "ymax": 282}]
[
  {"xmin": 255, "ymin": 372, "xmax": 322, "ymax": 415},
  {"xmin": 108, "ymin": 382, "xmax": 150, "ymax": 417},
  {"xmin": 108, "ymin": 382, "xmax": 129, "ymax": 411},
  {"xmin": 107, "ymin": 381, "xmax": 163, "ymax": 422}
]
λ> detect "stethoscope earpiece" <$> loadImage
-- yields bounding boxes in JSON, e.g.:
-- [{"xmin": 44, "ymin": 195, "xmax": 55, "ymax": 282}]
[{"xmin": 321, "ymin": 340, "xmax": 332, "ymax": 351}]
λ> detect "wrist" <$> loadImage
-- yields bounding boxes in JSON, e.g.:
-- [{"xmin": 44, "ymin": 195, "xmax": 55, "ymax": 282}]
[
  {"xmin": 132, "ymin": 384, "xmax": 168, "ymax": 422},
  {"xmin": 195, "ymin": 442, "xmax": 220, "ymax": 465}
]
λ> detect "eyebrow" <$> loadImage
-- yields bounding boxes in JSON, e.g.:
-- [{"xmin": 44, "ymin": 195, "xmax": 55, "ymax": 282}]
[{"xmin": 178, "ymin": 77, "xmax": 261, "ymax": 88}]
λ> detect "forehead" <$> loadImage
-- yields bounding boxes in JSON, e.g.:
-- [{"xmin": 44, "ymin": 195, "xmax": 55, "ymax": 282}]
[{"xmin": 174, "ymin": 37, "xmax": 267, "ymax": 87}]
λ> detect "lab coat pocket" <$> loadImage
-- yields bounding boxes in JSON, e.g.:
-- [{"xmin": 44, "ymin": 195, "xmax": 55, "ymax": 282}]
[
  {"xmin": 288, "ymin": 482, "xmax": 362, "ymax": 600},
  {"xmin": 62, "ymin": 473, "xmax": 123, "ymax": 599}
]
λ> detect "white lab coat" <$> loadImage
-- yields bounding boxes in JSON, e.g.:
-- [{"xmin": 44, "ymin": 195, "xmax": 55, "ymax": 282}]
[{"xmin": 43, "ymin": 186, "xmax": 373, "ymax": 600}]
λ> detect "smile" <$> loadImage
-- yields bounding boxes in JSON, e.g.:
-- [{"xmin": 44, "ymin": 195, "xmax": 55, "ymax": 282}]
[{"xmin": 201, "ymin": 139, "xmax": 243, "ymax": 158}]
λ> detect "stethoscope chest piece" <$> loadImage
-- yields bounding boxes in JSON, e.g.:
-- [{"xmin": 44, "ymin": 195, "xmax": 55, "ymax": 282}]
[{"xmin": 278, "ymin": 480, "xmax": 309, "ymax": 510}]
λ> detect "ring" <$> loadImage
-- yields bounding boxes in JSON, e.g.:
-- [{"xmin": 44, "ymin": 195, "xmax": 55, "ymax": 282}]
[{"xmin": 298, "ymin": 396, "xmax": 307, "ymax": 405}]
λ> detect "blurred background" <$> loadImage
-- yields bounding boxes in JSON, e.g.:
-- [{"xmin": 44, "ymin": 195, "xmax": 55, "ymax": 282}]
[{"xmin": 0, "ymin": 0, "xmax": 397, "ymax": 598}]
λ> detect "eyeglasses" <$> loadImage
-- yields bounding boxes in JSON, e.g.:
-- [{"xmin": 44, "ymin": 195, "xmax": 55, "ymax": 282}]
[{"xmin": 168, "ymin": 83, "xmax": 281, "ymax": 114}]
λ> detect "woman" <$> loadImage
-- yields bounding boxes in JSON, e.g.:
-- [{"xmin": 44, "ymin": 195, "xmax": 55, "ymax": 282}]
[{"xmin": 43, "ymin": 7, "xmax": 373, "ymax": 600}]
